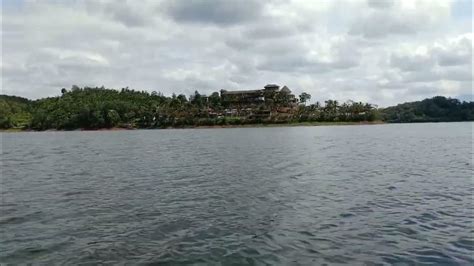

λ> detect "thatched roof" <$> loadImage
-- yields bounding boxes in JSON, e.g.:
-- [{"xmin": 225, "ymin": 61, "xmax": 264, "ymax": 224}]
[
  {"xmin": 221, "ymin": 89, "xmax": 262, "ymax": 95},
  {"xmin": 264, "ymin": 84, "xmax": 279, "ymax": 89},
  {"xmin": 280, "ymin": 86, "xmax": 291, "ymax": 94}
]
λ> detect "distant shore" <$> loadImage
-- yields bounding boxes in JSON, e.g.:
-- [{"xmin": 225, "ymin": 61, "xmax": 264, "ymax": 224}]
[
  {"xmin": 182, "ymin": 121, "xmax": 386, "ymax": 129},
  {"xmin": 4, "ymin": 120, "xmax": 474, "ymax": 133},
  {"xmin": 3, "ymin": 89, "xmax": 472, "ymax": 131},
  {"xmin": 1, "ymin": 121, "xmax": 387, "ymax": 132}
]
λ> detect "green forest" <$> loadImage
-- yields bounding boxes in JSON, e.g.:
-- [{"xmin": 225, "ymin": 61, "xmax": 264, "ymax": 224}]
[
  {"xmin": 1, "ymin": 86, "xmax": 473, "ymax": 130},
  {"xmin": 382, "ymin": 96, "xmax": 474, "ymax": 123}
]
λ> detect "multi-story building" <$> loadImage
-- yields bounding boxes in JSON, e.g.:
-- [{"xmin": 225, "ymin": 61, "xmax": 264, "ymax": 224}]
[{"xmin": 220, "ymin": 84, "xmax": 297, "ymax": 108}]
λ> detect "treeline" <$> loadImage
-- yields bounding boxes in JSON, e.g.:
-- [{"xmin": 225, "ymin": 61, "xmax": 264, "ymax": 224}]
[
  {"xmin": 0, "ymin": 86, "xmax": 472, "ymax": 130},
  {"xmin": 296, "ymin": 100, "xmax": 379, "ymax": 122},
  {"xmin": 382, "ymin": 96, "xmax": 474, "ymax": 122},
  {"xmin": 0, "ymin": 95, "xmax": 32, "ymax": 129}
]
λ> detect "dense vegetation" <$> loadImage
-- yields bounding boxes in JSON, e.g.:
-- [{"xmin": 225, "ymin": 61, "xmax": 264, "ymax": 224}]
[
  {"xmin": 0, "ymin": 95, "xmax": 32, "ymax": 129},
  {"xmin": 381, "ymin": 96, "xmax": 474, "ymax": 122},
  {"xmin": 0, "ymin": 86, "xmax": 472, "ymax": 130}
]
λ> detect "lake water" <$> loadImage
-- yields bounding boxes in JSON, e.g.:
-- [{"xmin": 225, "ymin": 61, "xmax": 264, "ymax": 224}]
[{"xmin": 1, "ymin": 123, "xmax": 473, "ymax": 265}]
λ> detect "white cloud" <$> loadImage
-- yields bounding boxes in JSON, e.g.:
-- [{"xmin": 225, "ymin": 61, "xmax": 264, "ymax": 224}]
[
  {"xmin": 2, "ymin": 0, "xmax": 471, "ymax": 106},
  {"xmin": 350, "ymin": 0, "xmax": 451, "ymax": 39}
]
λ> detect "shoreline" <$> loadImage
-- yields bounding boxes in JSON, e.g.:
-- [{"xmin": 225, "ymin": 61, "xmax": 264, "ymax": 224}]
[
  {"xmin": 1, "ymin": 121, "xmax": 385, "ymax": 132},
  {"xmin": 181, "ymin": 121, "xmax": 386, "ymax": 129},
  {"xmin": 2, "ymin": 120, "xmax": 472, "ymax": 132}
]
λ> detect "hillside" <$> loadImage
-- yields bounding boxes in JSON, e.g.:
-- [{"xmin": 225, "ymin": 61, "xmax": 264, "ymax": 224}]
[
  {"xmin": 0, "ymin": 88, "xmax": 472, "ymax": 130},
  {"xmin": 0, "ymin": 95, "xmax": 33, "ymax": 129},
  {"xmin": 381, "ymin": 96, "xmax": 474, "ymax": 123}
]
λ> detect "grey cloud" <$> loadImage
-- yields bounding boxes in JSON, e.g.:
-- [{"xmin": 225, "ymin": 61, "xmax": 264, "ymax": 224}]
[
  {"xmin": 240, "ymin": 16, "xmax": 315, "ymax": 40},
  {"xmin": 256, "ymin": 54, "xmax": 315, "ymax": 73},
  {"xmin": 397, "ymin": 85, "xmax": 443, "ymax": 99},
  {"xmin": 402, "ymin": 70, "xmax": 440, "ymax": 83},
  {"xmin": 390, "ymin": 54, "xmax": 434, "ymax": 72},
  {"xmin": 256, "ymin": 53, "xmax": 358, "ymax": 73},
  {"xmin": 437, "ymin": 52, "xmax": 471, "ymax": 66},
  {"xmin": 243, "ymin": 23, "xmax": 298, "ymax": 40},
  {"xmin": 2, "ymin": 0, "xmax": 471, "ymax": 106},
  {"xmin": 349, "ymin": 11, "xmax": 419, "ymax": 38},
  {"xmin": 330, "ymin": 59, "xmax": 359, "ymax": 69},
  {"xmin": 2, "ymin": 48, "xmax": 112, "ymax": 97},
  {"xmin": 251, "ymin": 36, "xmax": 360, "ymax": 73},
  {"xmin": 163, "ymin": 0, "xmax": 263, "ymax": 26},
  {"xmin": 106, "ymin": 3, "xmax": 149, "ymax": 27},
  {"xmin": 442, "ymin": 69, "xmax": 472, "ymax": 81},
  {"xmin": 402, "ymin": 68, "xmax": 472, "ymax": 83},
  {"xmin": 224, "ymin": 35, "xmax": 252, "ymax": 50},
  {"xmin": 84, "ymin": 0, "xmax": 154, "ymax": 28},
  {"xmin": 367, "ymin": 0, "xmax": 394, "ymax": 9},
  {"xmin": 389, "ymin": 36, "xmax": 472, "ymax": 86},
  {"xmin": 435, "ymin": 38, "xmax": 472, "ymax": 66}
]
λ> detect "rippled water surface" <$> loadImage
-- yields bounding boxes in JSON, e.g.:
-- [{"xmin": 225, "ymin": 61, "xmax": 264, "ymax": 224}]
[{"xmin": 1, "ymin": 123, "xmax": 473, "ymax": 265}]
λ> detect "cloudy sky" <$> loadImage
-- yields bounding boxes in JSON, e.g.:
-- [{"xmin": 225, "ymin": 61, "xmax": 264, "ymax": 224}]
[{"xmin": 2, "ymin": 0, "xmax": 472, "ymax": 106}]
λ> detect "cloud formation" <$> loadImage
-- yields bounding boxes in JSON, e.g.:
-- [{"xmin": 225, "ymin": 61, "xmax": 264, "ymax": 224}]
[
  {"xmin": 164, "ymin": 0, "xmax": 263, "ymax": 25},
  {"xmin": 2, "ymin": 0, "xmax": 472, "ymax": 106}
]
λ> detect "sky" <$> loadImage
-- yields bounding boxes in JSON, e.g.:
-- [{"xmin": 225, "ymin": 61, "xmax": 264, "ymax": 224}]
[{"xmin": 1, "ymin": 0, "xmax": 472, "ymax": 106}]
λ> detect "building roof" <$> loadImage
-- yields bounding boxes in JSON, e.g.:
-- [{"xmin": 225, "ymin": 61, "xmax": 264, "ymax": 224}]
[
  {"xmin": 264, "ymin": 84, "xmax": 279, "ymax": 89},
  {"xmin": 280, "ymin": 86, "xmax": 291, "ymax": 94},
  {"xmin": 221, "ymin": 89, "xmax": 262, "ymax": 95}
]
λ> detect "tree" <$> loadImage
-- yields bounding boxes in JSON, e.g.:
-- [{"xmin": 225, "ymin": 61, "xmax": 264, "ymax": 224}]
[
  {"xmin": 299, "ymin": 92, "xmax": 311, "ymax": 105},
  {"xmin": 324, "ymin": 100, "xmax": 339, "ymax": 121},
  {"xmin": 190, "ymin": 90, "xmax": 204, "ymax": 108},
  {"xmin": 107, "ymin": 109, "xmax": 121, "ymax": 127},
  {"xmin": 2, "ymin": 86, "xmax": 471, "ymax": 130},
  {"xmin": 177, "ymin": 94, "xmax": 188, "ymax": 104},
  {"xmin": 380, "ymin": 96, "xmax": 473, "ymax": 122},
  {"xmin": 208, "ymin": 92, "xmax": 221, "ymax": 110}
]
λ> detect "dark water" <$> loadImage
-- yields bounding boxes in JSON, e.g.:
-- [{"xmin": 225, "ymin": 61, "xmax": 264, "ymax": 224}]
[{"xmin": 1, "ymin": 123, "xmax": 473, "ymax": 265}]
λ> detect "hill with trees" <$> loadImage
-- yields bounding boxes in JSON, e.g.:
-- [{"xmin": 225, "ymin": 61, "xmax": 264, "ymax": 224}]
[
  {"xmin": 0, "ymin": 95, "xmax": 32, "ymax": 129},
  {"xmin": 0, "ymin": 86, "xmax": 472, "ymax": 130},
  {"xmin": 381, "ymin": 96, "xmax": 474, "ymax": 123}
]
